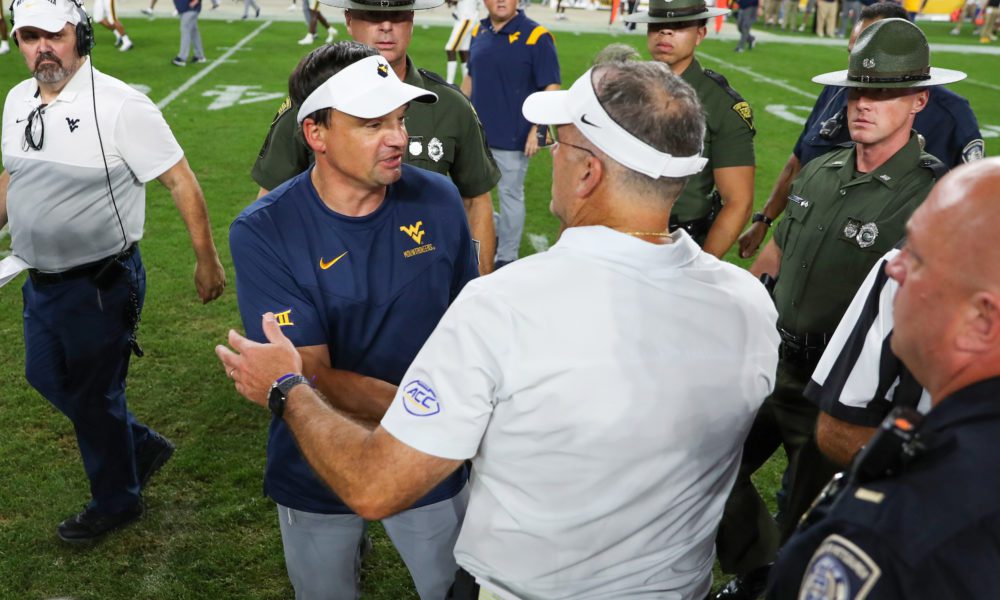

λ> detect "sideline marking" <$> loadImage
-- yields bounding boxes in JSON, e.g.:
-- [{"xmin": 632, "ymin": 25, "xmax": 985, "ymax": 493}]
[
  {"xmin": 157, "ymin": 20, "xmax": 272, "ymax": 110},
  {"xmin": 698, "ymin": 51, "xmax": 817, "ymax": 100},
  {"xmin": 528, "ymin": 233, "xmax": 550, "ymax": 254}
]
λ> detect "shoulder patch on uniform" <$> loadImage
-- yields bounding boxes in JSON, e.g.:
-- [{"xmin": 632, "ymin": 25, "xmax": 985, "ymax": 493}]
[
  {"xmin": 273, "ymin": 96, "xmax": 293, "ymax": 124},
  {"xmin": 526, "ymin": 25, "xmax": 552, "ymax": 45},
  {"xmin": 703, "ymin": 69, "xmax": 754, "ymax": 134},
  {"xmin": 962, "ymin": 139, "xmax": 985, "ymax": 163},
  {"xmin": 799, "ymin": 534, "xmax": 881, "ymax": 600},
  {"xmin": 419, "ymin": 68, "xmax": 463, "ymax": 95},
  {"xmin": 919, "ymin": 155, "xmax": 947, "ymax": 179}
]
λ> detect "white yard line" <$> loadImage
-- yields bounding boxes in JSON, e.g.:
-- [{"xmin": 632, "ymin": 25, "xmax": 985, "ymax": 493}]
[
  {"xmin": 966, "ymin": 78, "xmax": 1000, "ymax": 92},
  {"xmin": 697, "ymin": 51, "xmax": 817, "ymax": 100},
  {"xmin": 157, "ymin": 20, "xmax": 273, "ymax": 110},
  {"xmin": 528, "ymin": 233, "xmax": 550, "ymax": 254}
]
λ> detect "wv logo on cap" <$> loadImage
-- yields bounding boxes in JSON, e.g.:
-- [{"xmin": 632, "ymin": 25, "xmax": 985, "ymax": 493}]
[{"xmin": 377, "ymin": 63, "xmax": 389, "ymax": 78}]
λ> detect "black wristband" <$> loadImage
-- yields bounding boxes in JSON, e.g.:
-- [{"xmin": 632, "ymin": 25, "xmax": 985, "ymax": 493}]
[{"xmin": 751, "ymin": 212, "xmax": 773, "ymax": 227}]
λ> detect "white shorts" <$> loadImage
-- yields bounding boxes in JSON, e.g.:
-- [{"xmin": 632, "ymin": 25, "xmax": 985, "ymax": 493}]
[
  {"xmin": 91, "ymin": 0, "xmax": 117, "ymax": 24},
  {"xmin": 445, "ymin": 18, "xmax": 474, "ymax": 52}
]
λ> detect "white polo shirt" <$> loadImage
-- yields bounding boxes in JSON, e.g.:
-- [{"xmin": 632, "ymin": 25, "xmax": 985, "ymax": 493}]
[
  {"xmin": 2, "ymin": 58, "xmax": 183, "ymax": 272},
  {"xmin": 381, "ymin": 226, "xmax": 780, "ymax": 600}
]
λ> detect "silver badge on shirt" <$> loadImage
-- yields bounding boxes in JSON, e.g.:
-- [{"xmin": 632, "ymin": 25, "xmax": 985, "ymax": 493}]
[{"xmin": 428, "ymin": 137, "xmax": 444, "ymax": 162}]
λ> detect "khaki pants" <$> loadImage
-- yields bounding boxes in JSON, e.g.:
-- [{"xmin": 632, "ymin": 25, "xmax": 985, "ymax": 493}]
[
  {"xmin": 816, "ymin": 0, "xmax": 837, "ymax": 36},
  {"xmin": 781, "ymin": 0, "xmax": 800, "ymax": 29}
]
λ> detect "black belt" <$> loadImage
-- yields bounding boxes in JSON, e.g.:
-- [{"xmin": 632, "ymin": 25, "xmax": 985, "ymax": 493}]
[
  {"xmin": 28, "ymin": 245, "xmax": 136, "ymax": 287},
  {"xmin": 778, "ymin": 327, "xmax": 830, "ymax": 368},
  {"xmin": 669, "ymin": 213, "xmax": 714, "ymax": 239}
]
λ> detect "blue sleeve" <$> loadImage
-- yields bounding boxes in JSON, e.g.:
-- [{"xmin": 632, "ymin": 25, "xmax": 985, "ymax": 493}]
[
  {"xmin": 941, "ymin": 91, "xmax": 984, "ymax": 166},
  {"xmin": 532, "ymin": 33, "xmax": 561, "ymax": 90},
  {"xmin": 793, "ymin": 86, "xmax": 842, "ymax": 161},
  {"xmin": 230, "ymin": 217, "xmax": 327, "ymax": 348}
]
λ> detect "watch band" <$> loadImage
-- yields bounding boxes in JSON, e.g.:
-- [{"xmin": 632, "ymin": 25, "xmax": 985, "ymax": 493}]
[
  {"xmin": 269, "ymin": 373, "xmax": 310, "ymax": 420},
  {"xmin": 752, "ymin": 212, "xmax": 774, "ymax": 227}
]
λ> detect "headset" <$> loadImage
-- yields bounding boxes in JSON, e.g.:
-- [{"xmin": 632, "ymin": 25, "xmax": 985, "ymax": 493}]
[{"xmin": 9, "ymin": 0, "xmax": 95, "ymax": 56}]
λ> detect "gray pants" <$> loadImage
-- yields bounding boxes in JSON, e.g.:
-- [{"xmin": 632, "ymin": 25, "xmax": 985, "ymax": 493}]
[
  {"xmin": 837, "ymin": 0, "xmax": 860, "ymax": 35},
  {"xmin": 276, "ymin": 486, "xmax": 469, "ymax": 600},
  {"xmin": 736, "ymin": 8, "xmax": 756, "ymax": 50},
  {"xmin": 178, "ymin": 11, "xmax": 204, "ymax": 61},
  {"xmin": 491, "ymin": 148, "xmax": 530, "ymax": 263},
  {"xmin": 301, "ymin": 0, "xmax": 313, "ymax": 25},
  {"xmin": 243, "ymin": 0, "xmax": 259, "ymax": 17}
]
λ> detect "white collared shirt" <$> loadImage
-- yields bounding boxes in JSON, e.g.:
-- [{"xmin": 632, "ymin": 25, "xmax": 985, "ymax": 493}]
[
  {"xmin": 2, "ymin": 57, "xmax": 183, "ymax": 271},
  {"xmin": 382, "ymin": 226, "xmax": 780, "ymax": 599}
]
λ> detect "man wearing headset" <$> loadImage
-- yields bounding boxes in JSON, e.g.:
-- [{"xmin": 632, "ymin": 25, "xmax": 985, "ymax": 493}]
[{"xmin": 0, "ymin": 0, "xmax": 225, "ymax": 543}]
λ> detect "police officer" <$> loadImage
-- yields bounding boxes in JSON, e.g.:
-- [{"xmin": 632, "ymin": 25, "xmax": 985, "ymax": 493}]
[
  {"xmin": 625, "ymin": 0, "xmax": 756, "ymax": 258},
  {"xmin": 767, "ymin": 158, "xmax": 1000, "ymax": 600},
  {"xmin": 251, "ymin": 0, "xmax": 500, "ymax": 272},
  {"xmin": 714, "ymin": 18, "xmax": 964, "ymax": 599},
  {"xmin": 738, "ymin": 1, "xmax": 983, "ymax": 260}
]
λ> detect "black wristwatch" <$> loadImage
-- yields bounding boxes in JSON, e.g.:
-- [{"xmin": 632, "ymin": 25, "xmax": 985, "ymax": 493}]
[
  {"xmin": 268, "ymin": 373, "xmax": 310, "ymax": 420},
  {"xmin": 751, "ymin": 212, "xmax": 774, "ymax": 227}
]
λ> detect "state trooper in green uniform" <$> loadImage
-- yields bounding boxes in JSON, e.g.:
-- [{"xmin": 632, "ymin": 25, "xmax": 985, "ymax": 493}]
[
  {"xmin": 625, "ymin": 0, "xmax": 755, "ymax": 258},
  {"xmin": 252, "ymin": 0, "xmax": 501, "ymax": 272},
  {"xmin": 713, "ymin": 18, "xmax": 964, "ymax": 600}
]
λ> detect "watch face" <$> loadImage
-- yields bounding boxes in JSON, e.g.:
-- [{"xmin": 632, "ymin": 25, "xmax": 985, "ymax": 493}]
[{"xmin": 268, "ymin": 384, "xmax": 285, "ymax": 419}]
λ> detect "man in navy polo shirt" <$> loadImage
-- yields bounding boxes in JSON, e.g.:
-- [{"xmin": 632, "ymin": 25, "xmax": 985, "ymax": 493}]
[
  {"xmin": 464, "ymin": 0, "xmax": 560, "ymax": 268},
  {"xmin": 230, "ymin": 42, "xmax": 478, "ymax": 600}
]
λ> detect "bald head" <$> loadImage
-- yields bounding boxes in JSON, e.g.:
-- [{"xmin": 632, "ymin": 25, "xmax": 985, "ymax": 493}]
[{"xmin": 888, "ymin": 158, "xmax": 1000, "ymax": 402}]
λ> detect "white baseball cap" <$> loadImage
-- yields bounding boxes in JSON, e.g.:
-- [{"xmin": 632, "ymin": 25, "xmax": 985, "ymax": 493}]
[
  {"xmin": 11, "ymin": 0, "xmax": 84, "ymax": 34},
  {"xmin": 297, "ymin": 55, "xmax": 437, "ymax": 124},
  {"xmin": 522, "ymin": 68, "xmax": 707, "ymax": 179}
]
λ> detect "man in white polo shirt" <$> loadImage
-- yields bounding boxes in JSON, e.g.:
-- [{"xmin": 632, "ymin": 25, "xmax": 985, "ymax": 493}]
[
  {"xmin": 1, "ymin": 0, "xmax": 224, "ymax": 543},
  {"xmin": 218, "ymin": 62, "xmax": 779, "ymax": 599}
]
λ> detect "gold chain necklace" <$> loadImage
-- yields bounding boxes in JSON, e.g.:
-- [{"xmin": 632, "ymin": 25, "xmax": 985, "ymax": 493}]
[{"xmin": 623, "ymin": 231, "xmax": 672, "ymax": 238}]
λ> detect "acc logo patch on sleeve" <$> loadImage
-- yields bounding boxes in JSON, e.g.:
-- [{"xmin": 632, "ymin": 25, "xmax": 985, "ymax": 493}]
[
  {"xmin": 402, "ymin": 379, "xmax": 441, "ymax": 417},
  {"xmin": 799, "ymin": 535, "xmax": 881, "ymax": 600}
]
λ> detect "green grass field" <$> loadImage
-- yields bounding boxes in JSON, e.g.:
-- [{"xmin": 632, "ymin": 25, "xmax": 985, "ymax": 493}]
[{"xmin": 0, "ymin": 15, "xmax": 996, "ymax": 598}]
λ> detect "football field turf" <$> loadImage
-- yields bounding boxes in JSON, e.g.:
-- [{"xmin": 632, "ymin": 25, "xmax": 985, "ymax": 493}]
[{"xmin": 0, "ymin": 14, "xmax": 996, "ymax": 598}]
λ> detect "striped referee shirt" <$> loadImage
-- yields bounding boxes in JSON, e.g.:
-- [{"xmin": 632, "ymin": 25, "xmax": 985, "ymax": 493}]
[{"xmin": 804, "ymin": 246, "xmax": 932, "ymax": 426}]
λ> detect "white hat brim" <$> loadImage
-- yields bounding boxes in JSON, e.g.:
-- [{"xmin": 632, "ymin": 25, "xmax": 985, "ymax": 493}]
[{"xmin": 812, "ymin": 66, "xmax": 967, "ymax": 88}]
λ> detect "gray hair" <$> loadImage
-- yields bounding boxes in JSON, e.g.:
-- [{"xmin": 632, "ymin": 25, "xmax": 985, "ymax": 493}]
[
  {"xmin": 592, "ymin": 61, "xmax": 706, "ymax": 202},
  {"xmin": 592, "ymin": 43, "xmax": 642, "ymax": 66}
]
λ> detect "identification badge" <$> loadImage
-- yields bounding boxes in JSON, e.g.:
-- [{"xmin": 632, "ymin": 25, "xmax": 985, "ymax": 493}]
[
  {"xmin": 788, "ymin": 194, "xmax": 810, "ymax": 209},
  {"xmin": 428, "ymin": 137, "xmax": 444, "ymax": 162}
]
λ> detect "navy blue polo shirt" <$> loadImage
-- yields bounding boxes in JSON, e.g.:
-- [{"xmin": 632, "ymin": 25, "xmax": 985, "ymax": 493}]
[
  {"xmin": 230, "ymin": 165, "xmax": 478, "ymax": 514},
  {"xmin": 794, "ymin": 85, "xmax": 983, "ymax": 169},
  {"xmin": 468, "ymin": 10, "xmax": 561, "ymax": 151}
]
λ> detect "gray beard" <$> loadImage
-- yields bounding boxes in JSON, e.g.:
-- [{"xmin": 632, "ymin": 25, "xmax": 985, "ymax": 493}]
[{"xmin": 33, "ymin": 64, "xmax": 73, "ymax": 84}]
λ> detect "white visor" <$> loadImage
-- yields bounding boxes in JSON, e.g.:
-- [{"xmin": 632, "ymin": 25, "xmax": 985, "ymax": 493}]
[
  {"xmin": 297, "ymin": 55, "xmax": 438, "ymax": 124},
  {"xmin": 522, "ymin": 68, "xmax": 707, "ymax": 179}
]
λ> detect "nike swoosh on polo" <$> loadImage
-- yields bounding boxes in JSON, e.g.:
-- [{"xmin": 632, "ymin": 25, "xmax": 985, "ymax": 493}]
[
  {"xmin": 319, "ymin": 251, "xmax": 349, "ymax": 270},
  {"xmin": 580, "ymin": 114, "xmax": 600, "ymax": 128}
]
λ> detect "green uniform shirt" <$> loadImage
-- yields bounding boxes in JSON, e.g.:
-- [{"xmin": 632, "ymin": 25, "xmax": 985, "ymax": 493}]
[
  {"xmin": 675, "ymin": 58, "xmax": 756, "ymax": 222},
  {"xmin": 773, "ymin": 133, "xmax": 942, "ymax": 335},
  {"xmin": 251, "ymin": 57, "xmax": 500, "ymax": 197}
]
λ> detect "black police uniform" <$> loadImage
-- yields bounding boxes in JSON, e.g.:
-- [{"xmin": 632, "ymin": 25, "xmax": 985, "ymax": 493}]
[{"xmin": 767, "ymin": 377, "xmax": 1000, "ymax": 599}]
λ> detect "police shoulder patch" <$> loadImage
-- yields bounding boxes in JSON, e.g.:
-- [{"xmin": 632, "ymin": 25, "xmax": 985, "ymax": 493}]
[
  {"xmin": 962, "ymin": 138, "xmax": 985, "ymax": 163},
  {"xmin": 274, "ymin": 96, "xmax": 293, "ymax": 121},
  {"xmin": 799, "ymin": 534, "xmax": 881, "ymax": 600},
  {"xmin": 704, "ymin": 68, "xmax": 755, "ymax": 134}
]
